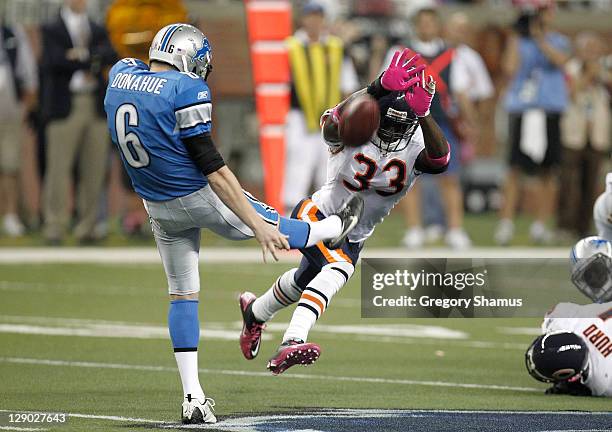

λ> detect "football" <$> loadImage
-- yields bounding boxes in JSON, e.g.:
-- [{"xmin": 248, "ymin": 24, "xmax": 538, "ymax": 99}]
[{"xmin": 338, "ymin": 94, "xmax": 380, "ymax": 147}]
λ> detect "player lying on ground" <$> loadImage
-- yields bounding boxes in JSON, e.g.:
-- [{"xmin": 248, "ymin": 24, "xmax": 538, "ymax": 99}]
[
  {"xmin": 526, "ymin": 237, "xmax": 611, "ymax": 397},
  {"xmin": 239, "ymin": 48, "xmax": 452, "ymax": 374},
  {"xmin": 104, "ymin": 24, "xmax": 363, "ymax": 424}
]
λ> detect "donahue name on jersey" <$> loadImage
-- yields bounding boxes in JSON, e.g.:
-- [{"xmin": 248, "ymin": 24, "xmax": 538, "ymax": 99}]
[
  {"xmin": 104, "ymin": 58, "xmax": 213, "ymax": 202},
  {"xmin": 109, "ymin": 72, "xmax": 168, "ymax": 94}
]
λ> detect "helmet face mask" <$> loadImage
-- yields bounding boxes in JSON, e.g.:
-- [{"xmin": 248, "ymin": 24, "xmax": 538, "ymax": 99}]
[
  {"xmin": 570, "ymin": 237, "xmax": 612, "ymax": 303},
  {"xmin": 525, "ymin": 332, "xmax": 589, "ymax": 384},
  {"xmin": 371, "ymin": 92, "xmax": 419, "ymax": 153},
  {"xmin": 149, "ymin": 24, "xmax": 213, "ymax": 80},
  {"xmin": 373, "ymin": 119, "xmax": 418, "ymax": 153}
]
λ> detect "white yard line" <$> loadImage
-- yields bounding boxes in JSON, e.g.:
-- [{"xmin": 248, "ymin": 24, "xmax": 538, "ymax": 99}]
[
  {"xmin": 0, "ymin": 408, "xmax": 608, "ymax": 432},
  {"xmin": 0, "ymin": 247, "xmax": 570, "ymax": 264},
  {"xmin": 0, "ymin": 409, "xmax": 167, "ymax": 426},
  {"xmin": 0, "ymin": 356, "xmax": 541, "ymax": 393},
  {"xmin": 0, "ymin": 315, "xmax": 467, "ymax": 341},
  {"xmin": 0, "ymin": 315, "xmax": 531, "ymax": 350},
  {"xmin": 0, "ymin": 427, "xmax": 48, "ymax": 431}
]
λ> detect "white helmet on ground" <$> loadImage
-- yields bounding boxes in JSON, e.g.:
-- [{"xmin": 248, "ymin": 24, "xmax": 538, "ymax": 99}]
[
  {"xmin": 570, "ymin": 236, "xmax": 612, "ymax": 302},
  {"xmin": 149, "ymin": 23, "xmax": 212, "ymax": 79}
]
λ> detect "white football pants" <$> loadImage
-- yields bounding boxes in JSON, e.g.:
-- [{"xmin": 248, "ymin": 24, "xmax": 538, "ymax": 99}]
[{"xmin": 144, "ymin": 185, "xmax": 255, "ymax": 295}]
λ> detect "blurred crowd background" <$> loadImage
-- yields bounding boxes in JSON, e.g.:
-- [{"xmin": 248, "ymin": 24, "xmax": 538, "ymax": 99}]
[{"xmin": 0, "ymin": 0, "xmax": 610, "ymax": 248}]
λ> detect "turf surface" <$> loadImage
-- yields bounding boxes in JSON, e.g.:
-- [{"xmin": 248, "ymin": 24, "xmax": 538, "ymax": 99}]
[{"xmin": 0, "ymin": 262, "xmax": 609, "ymax": 432}]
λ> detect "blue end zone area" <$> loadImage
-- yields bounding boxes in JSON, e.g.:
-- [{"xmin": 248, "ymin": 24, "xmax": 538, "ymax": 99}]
[{"xmin": 204, "ymin": 409, "xmax": 612, "ymax": 432}]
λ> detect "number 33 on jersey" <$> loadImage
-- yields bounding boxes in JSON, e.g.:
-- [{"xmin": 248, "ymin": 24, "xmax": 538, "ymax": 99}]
[{"xmin": 313, "ymin": 127, "xmax": 425, "ymax": 243}]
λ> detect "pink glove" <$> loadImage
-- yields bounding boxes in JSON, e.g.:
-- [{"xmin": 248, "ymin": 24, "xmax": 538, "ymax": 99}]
[
  {"xmin": 320, "ymin": 105, "xmax": 340, "ymax": 128},
  {"xmin": 380, "ymin": 48, "xmax": 426, "ymax": 91},
  {"xmin": 405, "ymin": 72, "xmax": 436, "ymax": 117}
]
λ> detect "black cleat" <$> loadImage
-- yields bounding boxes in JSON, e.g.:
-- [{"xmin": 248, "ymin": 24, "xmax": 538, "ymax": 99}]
[{"xmin": 325, "ymin": 194, "xmax": 364, "ymax": 249}]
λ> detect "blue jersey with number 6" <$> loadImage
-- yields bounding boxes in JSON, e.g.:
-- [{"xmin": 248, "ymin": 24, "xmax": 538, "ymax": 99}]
[{"xmin": 104, "ymin": 58, "xmax": 212, "ymax": 201}]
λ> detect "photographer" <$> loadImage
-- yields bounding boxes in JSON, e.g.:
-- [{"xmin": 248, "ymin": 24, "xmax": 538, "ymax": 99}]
[{"xmin": 495, "ymin": 1, "xmax": 570, "ymax": 246}]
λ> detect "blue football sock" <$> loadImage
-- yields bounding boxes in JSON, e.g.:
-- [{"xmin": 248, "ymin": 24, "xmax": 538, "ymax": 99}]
[
  {"xmin": 244, "ymin": 191, "xmax": 310, "ymax": 248},
  {"xmin": 168, "ymin": 300, "xmax": 200, "ymax": 351},
  {"xmin": 278, "ymin": 216, "xmax": 310, "ymax": 249}
]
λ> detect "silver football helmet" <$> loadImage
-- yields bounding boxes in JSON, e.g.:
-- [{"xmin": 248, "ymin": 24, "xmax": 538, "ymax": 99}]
[
  {"xmin": 570, "ymin": 236, "xmax": 612, "ymax": 303},
  {"xmin": 149, "ymin": 23, "xmax": 212, "ymax": 79}
]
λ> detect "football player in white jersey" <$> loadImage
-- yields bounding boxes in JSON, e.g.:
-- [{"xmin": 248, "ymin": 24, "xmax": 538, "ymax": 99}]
[
  {"xmin": 237, "ymin": 48, "xmax": 452, "ymax": 374},
  {"xmin": 525, "ymin": 237, "xmax": 612, "ymax": 397},
  {"xmin": 526, "ymin": 302, "xmax": 612, "ymax": 397}
]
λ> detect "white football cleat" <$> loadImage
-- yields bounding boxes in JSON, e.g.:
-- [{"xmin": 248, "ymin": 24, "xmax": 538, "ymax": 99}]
[
  {"xmin": 181, "ymin": 394, "xmax": 217, "ymax": 424},
  {"xmin": 402, "ymin": 227, "xmax": 425, "ymax": 249},
  {"xmin": 3, "ymin": 213, "xmax": 25, "ymax": 237},
  {"xmin": 424, "ymin": 224, "xmax": 444, "ymax": 244},
  {"xmin": 529, "ymin": 221, "xmax": 553, "ymax": 245},
  {"xmin": 445, "ymin": 228, "xmax": 472, "ymax": 250},
  {"xmin": 494, "ymin": 219, "xmax": 514, "ymax": 246}
]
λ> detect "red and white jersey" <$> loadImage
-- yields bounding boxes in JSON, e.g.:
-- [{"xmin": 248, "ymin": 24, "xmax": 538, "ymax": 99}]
[
  {"xmin": 542, "ymin": 302, "xmax": 612, "ymax": 397},
  {"xmin": 314, "ymin": 128, "xmax": 425, "ymax": 243}
]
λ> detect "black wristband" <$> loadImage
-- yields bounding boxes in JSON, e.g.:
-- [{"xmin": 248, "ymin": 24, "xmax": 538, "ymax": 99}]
[{"xmin": 366, "ymin": 74, "xmax": 391, "ymax": 100}]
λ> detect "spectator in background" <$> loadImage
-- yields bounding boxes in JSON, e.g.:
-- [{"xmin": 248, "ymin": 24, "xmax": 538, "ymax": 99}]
[
  {"xmin": 387, "ymin": 8, "xmax": 472, "ymax": 249},
  {"xmin": 283, "ymin": 1, "xmax": 359, "ymax": 214},
  {"xmin": 495, "ymin": 2, "xmax": 570, "ymax": 245},
  {"xmin": 558, "ymin": 31, "xmax": 610, "ymax": 238},
  {"xmin": 445, "ymin": 12, "xmax": 495, "ymax": 156},
  {"xmin": 40, "ymin": 0, "xmax": 115, "ymax": 244},
  {"xmin": 0, "ymin": 22, "xmax": 37, "ymax": 237}
]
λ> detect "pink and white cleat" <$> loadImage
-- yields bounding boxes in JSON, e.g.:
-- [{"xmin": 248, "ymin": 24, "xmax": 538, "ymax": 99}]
[
  {"xmin": 239, "ymin": 291, "xmax": 266, "ymax": 360},
  {"xmin": 267, "ymin": 339, "xmax": 321, "ymax": 375}
]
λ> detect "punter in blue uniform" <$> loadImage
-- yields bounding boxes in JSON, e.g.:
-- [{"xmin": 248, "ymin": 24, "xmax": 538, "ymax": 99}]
[{"xmin": 103, "ymin": 24, "xmax": 362, "ymax": 425}]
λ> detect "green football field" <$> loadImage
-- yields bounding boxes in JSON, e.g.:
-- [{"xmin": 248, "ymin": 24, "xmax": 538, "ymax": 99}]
[{"xmin": 0, "ymin": 261, "xmax": 610, "ymax": 431}]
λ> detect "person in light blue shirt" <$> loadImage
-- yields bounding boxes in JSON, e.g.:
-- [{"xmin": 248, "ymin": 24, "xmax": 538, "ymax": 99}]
[{"xmin": 495, "ymin": 3, "xmax": 570, "ymax": 247}]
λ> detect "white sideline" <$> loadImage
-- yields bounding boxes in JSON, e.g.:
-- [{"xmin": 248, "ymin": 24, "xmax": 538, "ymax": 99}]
[
  {"xmin": 0, "ymin": 247, "xmax": 570, "ymax": 264},
  {"xmin": 0, "ymin": 356, "xmax": 541, "ymax": 393}
]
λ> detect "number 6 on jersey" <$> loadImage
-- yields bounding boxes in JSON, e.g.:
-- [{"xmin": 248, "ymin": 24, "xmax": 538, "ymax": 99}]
[{"xmin": 115, "ymin": 103, "xmax": 150, "ymax": 168}]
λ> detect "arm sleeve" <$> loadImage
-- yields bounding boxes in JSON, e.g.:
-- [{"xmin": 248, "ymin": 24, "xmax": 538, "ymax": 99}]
[
  {"xmin": 175, "ymin": 77, "xmax": 213, "ymax": 138},
  {"xmin": 182, "ymin": 133, "xmax": 225, "ymax": 176}
]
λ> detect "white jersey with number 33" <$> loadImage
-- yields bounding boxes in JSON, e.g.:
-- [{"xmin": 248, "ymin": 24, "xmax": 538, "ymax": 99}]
[
  {"xmin": 542, "ymin": 302, "xmax": 612, "ymax": 397},
  {"xmin": 313, "ymin": 128, "xmax": 425, "ymax": 243}
]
